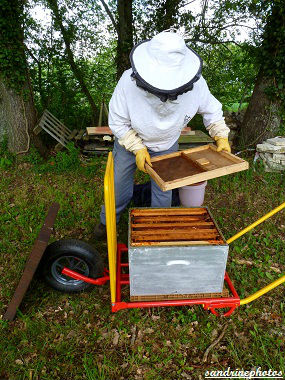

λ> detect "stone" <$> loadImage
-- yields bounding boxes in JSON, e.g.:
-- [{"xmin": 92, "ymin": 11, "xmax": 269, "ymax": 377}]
[
  {"xmin": 264, "ymin": 165, "xmax": 281, "ymax": 173},
  {"xmin": 259, "ymin": 153, "xmax": 272, "ymax": 163},
  {"xmin": 273, "ymin": 153, "xmax": 285, "ymax": 161},
  {"xmin": 266, "ymin": 161, "xmax": 285, "ymax": 171},
  {"xmin": 266, "ymin": 137, "xmax": 285, "ymax": 146},
  {"xmin": 256, "ymin": 143, "xmax": 285, "ymax": 154}
]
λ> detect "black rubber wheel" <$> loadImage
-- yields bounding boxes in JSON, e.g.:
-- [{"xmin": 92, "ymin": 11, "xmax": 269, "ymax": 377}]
[{"xmin": 41, "ymin": 239, "xmax": 104, "ymax": 292}]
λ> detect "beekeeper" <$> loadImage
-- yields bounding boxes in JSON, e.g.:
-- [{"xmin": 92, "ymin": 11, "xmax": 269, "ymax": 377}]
[{"xmin": 94, "ymin": 30, "xmax": 230, "ymax": 238}]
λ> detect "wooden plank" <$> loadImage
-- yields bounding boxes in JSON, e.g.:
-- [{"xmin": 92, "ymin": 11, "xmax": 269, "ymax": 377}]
[
  {"xmin": 131, "ymin": 215, "xmax": 210, "ymax": 223},
  {"xmin": 130, "ymin": 287, "xmax": 229, "ymax": 302},
  {"xmin": 196, "ymin": 157, "xmax": 210, "ymax": 165},
  {"xmin": 33, "ymin": 124, "xmax": 42, "ymax": 135},
  {"xmin": 42, "ymin": 119, "xmax": 69, "ymax": 139},
  {"xmin": 149, "ymin": 144, "xmax": 211, "ymax": 164},
  {"xmin": 149, "ymin": 150, "xmax": 182, "ymax": 163},
  {"xmin": 75, "ymin": 129, "xmax": 85, "ymax": 140},
  {"xmin": 3, "ymin": 203, "xmax": 60, "ymax": 321},
  {"xmin": 67, "ymin": 129, "xmax": 78, "ymax": 141},
  {"xmin": 87, "ymin": 126, "xmax": 113, "ymax": 135},
  {"xmin": 42, "ymin": 117, "xmax": 70, "ymax": 139},
  {"xmin": 132, "ymin": 231, "xmax": 219, "ymax": 242},
  {"xmin": 132, "ymin": 228, "xmax": 218, "ymax": 237},
  {"xmin": 130, "ymin": 208, "xmax": 207, "ymax": 216},
  {"xmin": 55, "ymin": 142, "xmax": 64, "ymax": 152},
  {"xmin": 130, "ymin": 240, "xmax": 213, "ymax": 246},
  {"xmin": 45, "ymin": 110, "xmax": 71, "ymax": 135},
  {"xmin": 41, "ymin": 121, "xmax": 69, "ymax": 145},
  {"xmin": 44, "ymin": 114, "xmax": 69, "ymax": 135},
  {"xmin": 131, "ymin": 222, "xmax": 215, "ymax": 228}
]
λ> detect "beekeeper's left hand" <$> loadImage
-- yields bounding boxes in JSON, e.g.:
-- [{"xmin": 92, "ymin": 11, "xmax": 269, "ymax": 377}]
[{"xmin": 214, "ymin": 136, "xmax": 231, "ymax": 153}]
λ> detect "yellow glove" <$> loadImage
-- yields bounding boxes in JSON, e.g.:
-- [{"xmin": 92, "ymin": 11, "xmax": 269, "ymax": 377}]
[
  {"xmin": 214, "ymin": 136, "xmax": 231, "ymax": 153},
  {"xmin": 135, "ymin": 148, "xmax": 152, "ymax": 173}
]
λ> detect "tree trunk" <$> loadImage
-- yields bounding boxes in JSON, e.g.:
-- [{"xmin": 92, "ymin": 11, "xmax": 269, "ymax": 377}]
[
  {"xmin": 117, "ymin": 0, "xmax": 133, "ymax": 79},
  {"xmin": 0, "ymin": 0, "xmax": 47, "ymax": 155},
  {"xmin": 47, "ymin": 0, "xmax": 98, "ymax": 123},
  {"xmin": 238, "ymin": 2, "xmax": 284, "ymax": 148},
  {"xmin": 0, "ymin": 79, "xmax": 48, "ymax": 155},
  {"xmin": 238, "ymin": 70, "xmax": 281, "ymax": 148}
]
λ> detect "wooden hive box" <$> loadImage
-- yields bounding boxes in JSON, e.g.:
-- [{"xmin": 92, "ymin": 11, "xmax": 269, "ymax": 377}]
[
  {"xmin": 128, "ymin": 207, "xmax": 229, "ymax": 301},
  {"xmin": 146, "ymin": 144, "xmax": 248, "ymax": 191}
]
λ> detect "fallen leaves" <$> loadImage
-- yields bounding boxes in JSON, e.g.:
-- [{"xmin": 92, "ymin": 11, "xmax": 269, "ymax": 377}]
[{"xmin": 113, "ymin": 329, "xmax": 120, "ymax": 345}]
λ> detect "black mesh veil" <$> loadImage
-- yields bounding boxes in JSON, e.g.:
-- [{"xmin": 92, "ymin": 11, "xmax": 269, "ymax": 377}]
[{"xmin": 130, "ymin": 40, "xmax": 203, "ymax": 102}]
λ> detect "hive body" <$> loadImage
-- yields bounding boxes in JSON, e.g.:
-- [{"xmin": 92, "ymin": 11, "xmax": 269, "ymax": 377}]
[{"xmin": 128, "ymin": 208, "xmax": 229, "ymax": 301}]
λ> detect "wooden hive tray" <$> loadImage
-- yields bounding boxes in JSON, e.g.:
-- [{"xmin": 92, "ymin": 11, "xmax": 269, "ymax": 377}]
[
  {"xmin": 145, "ymin": 144, "xmax": 248, "ymax": 191},
  {"xmin": 129, "ymin": 207, "xmax": 225, "ymax": 247}
]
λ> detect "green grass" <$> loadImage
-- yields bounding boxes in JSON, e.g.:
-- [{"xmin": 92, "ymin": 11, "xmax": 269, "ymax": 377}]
[{"xmin": 0, "ymin": 148, "xmax": 285, "ymax": 380}]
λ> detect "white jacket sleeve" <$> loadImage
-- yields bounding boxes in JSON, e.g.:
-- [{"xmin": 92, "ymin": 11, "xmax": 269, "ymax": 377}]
[
  {"xmin": 197, "ymin": 77, "xmax": 230, "ymax": 138},
  {"xmin": 108, "ymin": 72, "xmax": 132, "ymax": 139}
]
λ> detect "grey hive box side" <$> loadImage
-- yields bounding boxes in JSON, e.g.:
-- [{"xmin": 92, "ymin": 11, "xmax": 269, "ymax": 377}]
[{"xmin": 129, "ymin": 245, "xmax": 228, "ymax": 296}]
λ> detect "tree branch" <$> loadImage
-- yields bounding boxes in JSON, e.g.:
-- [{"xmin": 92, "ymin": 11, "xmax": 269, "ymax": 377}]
[
  {"xmin": 99, "ymin": 0, "xmax": 118, "ymax": 34},
  {"xmin": 179, "ymin": 0, "xmax": 198, "ymax": 9},
  {"xmin": 208, "ymin": 23, "xmax": 257, "ymax": 31},
  {"xmin": 185, "ymin": 37, "xmax": 243, "ymax": 48}
]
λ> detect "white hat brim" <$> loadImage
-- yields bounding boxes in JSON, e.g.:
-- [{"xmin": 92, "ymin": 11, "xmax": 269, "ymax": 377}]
[{"xmin": 130, "ymin": 40, "xmax": 202, "ymax": 91}]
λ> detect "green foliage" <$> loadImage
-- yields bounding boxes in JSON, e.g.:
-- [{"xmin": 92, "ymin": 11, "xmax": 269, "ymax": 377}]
[
  {"xmin": 50, "ymin": 142, "xmax": 81, "ymax": 173},
  {"xmin": 25, "ymin": 145, "xmax": 45, "ymax": 166},
  {"xmin": 25, "ymin": 142, "xmax": 81, "ymax": 174},
  {"xmin": 0, "ymin": 0, "xmax": 28, "ymax": 91},
  {"xmin": 0, "ymin": 136, "xmax": 15, "ymax": 169},
  {"xmin": 197, "ymin": 43, "xmax": 257, "ymax": 107},
  {"xmin": 225, "ymin": 102, "xmax": 248, "ymax": 112},
  {"xmin": 257, "ymin": 1, "xmax": 285, "ymax": 105}
]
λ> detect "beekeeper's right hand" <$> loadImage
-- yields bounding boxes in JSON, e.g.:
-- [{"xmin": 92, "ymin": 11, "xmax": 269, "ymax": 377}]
[
  {"xmin": 118, "ymin": 129, "xmax": 152, "ymax": 172},
  {"xmin": 135, "ymin": 148, "xmax": 152, "ymax": 173}
]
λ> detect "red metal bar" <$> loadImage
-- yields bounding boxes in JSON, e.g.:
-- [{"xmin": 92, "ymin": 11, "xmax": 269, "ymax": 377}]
[
  {"xmin": 112, "ymin": 296, "xmax": 239, "ymax": 313},
  {"xmin": 116, "ymin": 243, "xmax": 130, "ymax": 301},
  {"xmin": 224, "ymin": 272, "xmax": 239, "ymax": 298},
  {"xmin": 116, "ymin": 243, "xmax": 122, "ymax": 302},
  {"xmin": 112, "ymin": 271, "xmax": 240, "ymax": 317},
  {"xmin": 62, "ymin": 268, "xmax": 109, "ymax": 285}
]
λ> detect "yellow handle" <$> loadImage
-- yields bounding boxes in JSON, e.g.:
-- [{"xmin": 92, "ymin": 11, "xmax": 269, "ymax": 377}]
[
  {"xmin": 226, "ymin": 202, "xmax": 285, "ymax": 305},
  {"xmin": 240, "ymin": 275, "xmax": 285, "ymax": 305},
  {"xmin": 227, "ymin": 202, "xmax": 285, "ymax": 244}
]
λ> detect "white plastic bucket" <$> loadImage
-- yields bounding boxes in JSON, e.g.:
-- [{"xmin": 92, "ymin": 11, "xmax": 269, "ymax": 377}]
[{"xmin": 178, "ymin": 181, "xmax": 207, "ymax": 207}]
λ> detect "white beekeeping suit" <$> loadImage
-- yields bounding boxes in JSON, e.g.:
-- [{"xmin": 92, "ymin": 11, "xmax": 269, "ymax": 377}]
[{"xmin": 109, "ymin": 68, "xmax": 230, "ymax": 153}]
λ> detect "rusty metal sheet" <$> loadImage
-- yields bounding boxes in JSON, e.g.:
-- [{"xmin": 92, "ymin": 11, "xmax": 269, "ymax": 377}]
[{"xmin": 3, "ymin": 203, "xmax": 60, "ymax": 321}]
